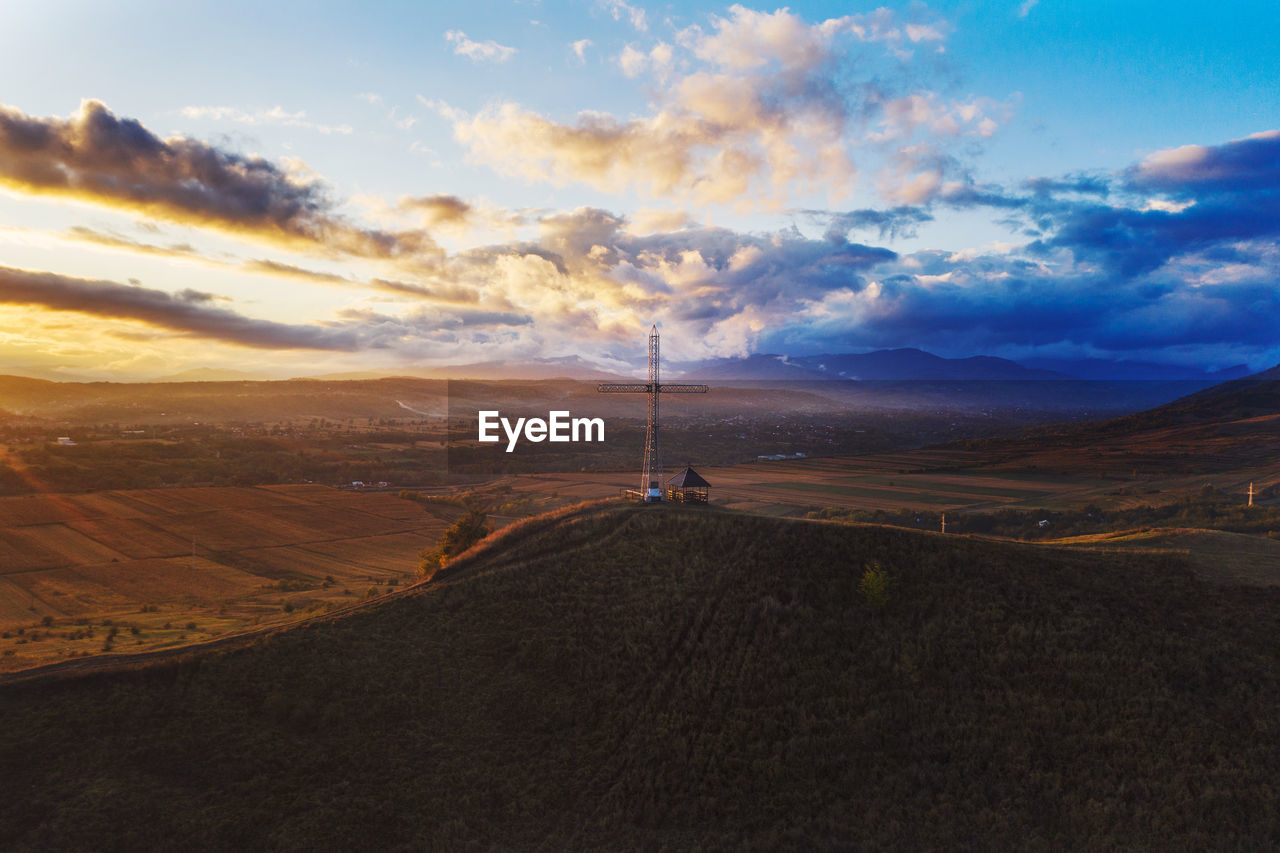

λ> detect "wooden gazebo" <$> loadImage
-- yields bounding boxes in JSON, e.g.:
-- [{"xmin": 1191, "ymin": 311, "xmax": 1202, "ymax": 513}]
[{"xmin": 665, "ymin": 466, "xmax": 711, "ymax": 503}]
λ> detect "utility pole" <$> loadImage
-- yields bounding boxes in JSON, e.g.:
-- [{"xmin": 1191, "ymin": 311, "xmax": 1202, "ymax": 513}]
[
  {"xmin": 941, "ymin": 513, "xmax": 947, "ymax": 534},
  {"xmin": 1249, "ymin": 481, "xmax": 1254, "ymax": 508}
]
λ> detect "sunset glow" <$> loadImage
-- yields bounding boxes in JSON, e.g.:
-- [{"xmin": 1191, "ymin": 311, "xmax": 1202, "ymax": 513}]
[{"xmin": 0, "ymin": 0, "xmax": 1277, "ymax": 379}]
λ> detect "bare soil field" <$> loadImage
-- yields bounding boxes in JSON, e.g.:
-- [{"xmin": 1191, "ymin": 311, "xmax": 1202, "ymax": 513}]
[{"xmin": 0, "ymin": 486, "xmax": 456, "ymax": 672}]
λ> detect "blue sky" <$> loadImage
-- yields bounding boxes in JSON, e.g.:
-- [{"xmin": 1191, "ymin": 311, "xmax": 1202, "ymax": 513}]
[{"xmin": 0, "ymin": 0, "xmax": 1277, "ymax": 378}]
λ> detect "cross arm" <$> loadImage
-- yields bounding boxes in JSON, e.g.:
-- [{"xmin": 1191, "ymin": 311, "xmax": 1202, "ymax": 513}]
[
  {"xmin": 597, "ymin": 383, "xmax": 650, "ymax": 393},
  {"xmin": 596, "ymin": 383, "xmax": 709, "ymax": 393}
]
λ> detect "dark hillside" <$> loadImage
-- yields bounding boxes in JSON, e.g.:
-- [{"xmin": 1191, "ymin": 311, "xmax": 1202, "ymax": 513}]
[
  {"xmin": 1059, "ymin": 361, "xmax": 1280, "ymax": 433},
  {"xmin": 948, "ymin": 363, "xmax": 1280, "ymax": 475},
  {"xmin": 3, "ymin": 503, "xmax": 1280, "ymax": 849}
]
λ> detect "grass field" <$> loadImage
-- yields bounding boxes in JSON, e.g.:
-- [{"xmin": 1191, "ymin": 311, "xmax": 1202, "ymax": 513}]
[
  {"xmin": 494, "ymin": 453, "xmax": 1125, "ymax": 514},
  {"xmin": 1046, "ymin": 527, "xmax": 1280, "ymax": 586},
  {"xmin": 0, "ymin": 486, "xmax": 458, "ymax": 671},
  {"xmin": 4, "ymin": 502, "xmax": 1280, "ymax": 848},
  {"xmin": 494, "ymin": 439, "xmax": 1280, "ymax": 520}
]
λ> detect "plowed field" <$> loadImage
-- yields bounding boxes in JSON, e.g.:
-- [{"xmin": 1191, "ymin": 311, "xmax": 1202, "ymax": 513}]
[{"xmin": 0, "ymin": 486, "xmax": 455, "ymax": 671}]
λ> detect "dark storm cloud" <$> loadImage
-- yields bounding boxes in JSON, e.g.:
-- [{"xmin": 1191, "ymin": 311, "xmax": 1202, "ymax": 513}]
[
  {"xmin": 1024, "ymin": 134, "xmax": 1280, "ymax": 277},
  {"xmin": 756, "ymin": 131, "xmax": 1280, "ymax": 366},
  {"xmin": 936, "ymin": 182, "xmax": 1028, "ymax": 210},
  {"xmin": 1022, "ymin": 174, "xmax": 1110, "ymax": 198},
  {"xmin": 0, "ymin": 264, "xmax": 360, "ymax": 350},
  {"xmin": 782, "ymin": 255, "xmax": 1280, "ymax": 363},
  {"xmin": 1125, "ymin": 131, "xmax": 1280, "ymax": 197},
  {"xmin": 0, "ymin": 100, "xmax": 433, "ymax": 258},
  {"xmin": 808, "ymin": 206, "xmax": 934, "ymax": 242},
  {"xmin": 1027, "ymin": 201, "xmax": 1280, "ymax": 277}
]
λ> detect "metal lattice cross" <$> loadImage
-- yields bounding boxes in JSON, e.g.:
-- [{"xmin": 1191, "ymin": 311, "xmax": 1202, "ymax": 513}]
[{"xmin": 598, "ymin": 325, "xmax": 708, "ymax": 501}]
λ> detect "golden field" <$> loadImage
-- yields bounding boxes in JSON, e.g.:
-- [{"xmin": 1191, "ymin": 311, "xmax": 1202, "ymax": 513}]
[{"xmin": 0, "ymin": 485, "xmax": 458, "ymax": 671}]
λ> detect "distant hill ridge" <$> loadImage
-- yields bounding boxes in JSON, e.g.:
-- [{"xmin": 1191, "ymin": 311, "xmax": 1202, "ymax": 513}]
[
  {"xmin": 145, "ymin": 368, "xmax": 272, "ymax": 383},
  {"xmin": 1149, "ymin": 360, "xmax": 1280, "ymax": 421},
  {"xmin": 0, "ymin": 349, "xmax": 1254, "ymax": 384},
  {"xmin": 1079, "ymin": 359, "xmax": 1280, "ymax": 430},
  {"xmin": 949, "ymin": 359, "xmax": 1280, "ymax": 472}
]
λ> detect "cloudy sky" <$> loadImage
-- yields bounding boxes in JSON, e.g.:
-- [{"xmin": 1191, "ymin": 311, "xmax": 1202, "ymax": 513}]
[{"xmin": 0, "ymin": 0, "xmax": 1277, "ymax": 379}]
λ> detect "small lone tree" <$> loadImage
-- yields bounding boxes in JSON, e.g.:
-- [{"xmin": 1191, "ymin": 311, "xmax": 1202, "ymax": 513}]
[
  {"xmin": 419, "ymin": 509, "xmax": 491, "ymax": 577},
  {"xmin": 858, "ymin": 561, "xmax": 891, "ymax": 609}
]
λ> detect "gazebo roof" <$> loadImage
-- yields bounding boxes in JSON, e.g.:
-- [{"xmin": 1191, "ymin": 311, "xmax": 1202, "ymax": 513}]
[{"xmin": 667, "ymin": 466, "xmax": 710, "ymax": 488}]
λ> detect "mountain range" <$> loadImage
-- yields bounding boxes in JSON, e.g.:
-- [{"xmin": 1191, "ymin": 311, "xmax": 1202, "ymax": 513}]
[
  {"xmin": 1017, "ymin": 357, "xmax": 1251, "ymax": 382},
  {"xmin": 673, "ymin": 349, "xmax": 1064, "ymax": 381},
  {"xmin": 260, "ymin": 348, "xmax": 1249, "ymax": 383},
  {"xmin": 671, "ymin": 348, "xmax": 1252, "ymax": 382},
  {"xmin": 0, "ymin": 349, "xmax": 1256, "ymax": 385}
]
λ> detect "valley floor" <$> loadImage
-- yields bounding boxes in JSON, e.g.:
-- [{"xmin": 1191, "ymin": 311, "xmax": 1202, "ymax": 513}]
[
  {"xmin": 0, "ymin": 486, "xmax": 458, "ymax": 671},
  {"xmin": 499, "ymin": 445, "xmax": 1280, "ymax": 517},
  {"xmin": 5, "ymin": 434, "xmax": 1280, "ymax": 676}
]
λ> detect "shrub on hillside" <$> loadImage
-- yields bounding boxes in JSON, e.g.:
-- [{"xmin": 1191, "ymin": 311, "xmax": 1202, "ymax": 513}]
[
  {"xmin": 858, "ymin": 561, "xmax": 890, "ymax": 608},
  {"xmin": 418, "ymin": 509, "xmax": 492, "ymax": 577}
]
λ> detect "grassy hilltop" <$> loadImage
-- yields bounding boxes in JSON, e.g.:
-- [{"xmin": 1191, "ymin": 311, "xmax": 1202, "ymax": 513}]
[{"xmin": 3, "ymin": 502, "xmax": 1280, "ymax": 849}]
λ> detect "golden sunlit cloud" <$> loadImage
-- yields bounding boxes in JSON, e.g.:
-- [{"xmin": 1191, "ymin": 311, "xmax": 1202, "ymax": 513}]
[
  {"xmin": 399, "ymin": 194, "xmax": 473, "ymax": 227},
  {"xmin": 239, "ymin": 259, "xmax": 353, "ymax": 285},
  {"xmin": 0, "ymin": 100, "xmax": 434, "ymax": 258},
  {"xmin": 0, "ymin": 264, "xmax": 360, "ymax": 350},
  {"xmin": 626, "ymin": 208, "xmax": 698, "ymax": 234},
  {"xmin": 64, "ymin": 226, "xmax": 202, "ymax": 259},
  {"xmin": 57, "ymin": 222, "xmax": 481, "ymax": 306},
  {"xmin": 442, "ymin": 4, "xmax": 985, "ymax": 209}
]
